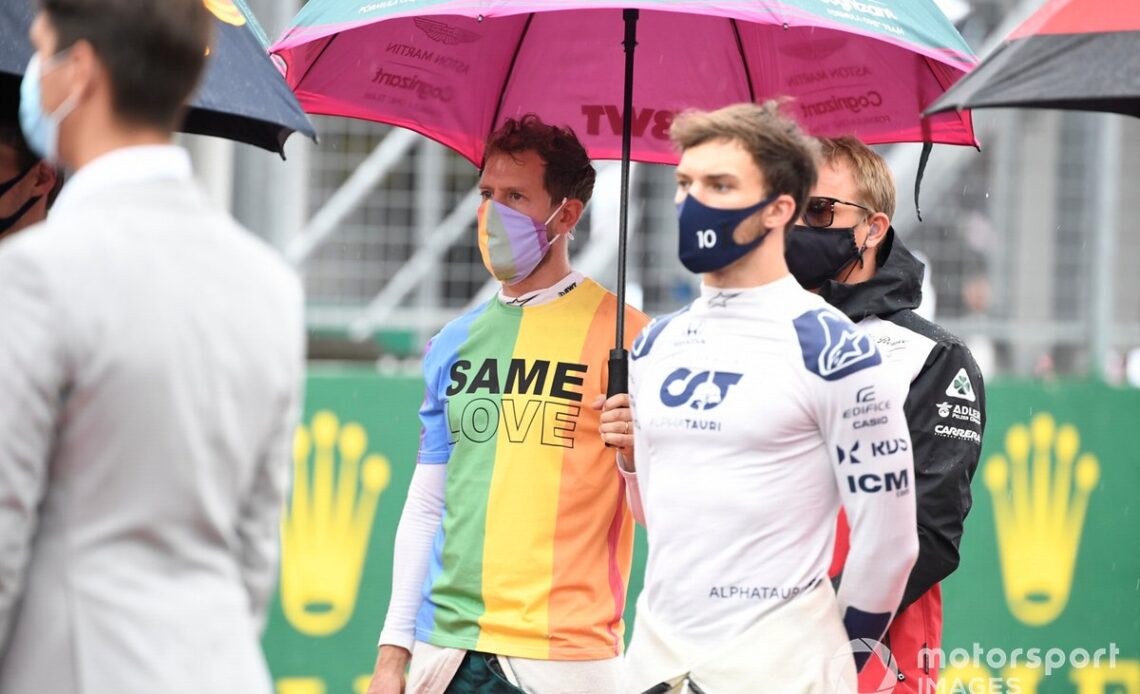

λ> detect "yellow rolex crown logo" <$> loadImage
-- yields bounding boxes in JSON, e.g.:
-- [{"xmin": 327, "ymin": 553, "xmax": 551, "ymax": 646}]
[
  {"xmin": 983, "ymin": 412, "xmax": 1099, "ymax": 626},
  {"xmin": 204, "ymin": 0, "xmax": 246, "ymax": 26},
  {"xmin": 281, "ymin": 411, "xmax": 391, "ymax": 636}
]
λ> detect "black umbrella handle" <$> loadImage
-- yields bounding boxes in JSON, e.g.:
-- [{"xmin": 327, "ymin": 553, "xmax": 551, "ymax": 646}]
[
  {"xmin": 608, "ymin": 8, "xmax": 638, "ymax": 411},
  {"xmin": 606, "ymin": 348, "xmax": 629, "ymax": 399}
]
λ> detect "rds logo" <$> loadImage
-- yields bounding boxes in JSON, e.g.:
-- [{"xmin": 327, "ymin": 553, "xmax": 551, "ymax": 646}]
[{"xmin": 659, "ymin": 368, "xmax": 743, "ymax": 410}]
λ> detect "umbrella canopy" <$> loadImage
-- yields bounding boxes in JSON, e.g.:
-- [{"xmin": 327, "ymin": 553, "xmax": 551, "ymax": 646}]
[
  {"xmin": 273, "ymin": 0, "xmax": 978, "ymax": 395},
  {"xmin": 926, "ymin": 0, "xmax": 1140, "ymax": 117},
  {"xmin": 0, "ymin": 0, "xmax": 316, "ymax": 155},
  {"xmin": 272, "ymin": 0, "xmax": 978, "ymax": 167}
]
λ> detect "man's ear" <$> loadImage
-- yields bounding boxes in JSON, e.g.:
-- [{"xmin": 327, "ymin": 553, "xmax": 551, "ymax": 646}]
[
  {"xmin": 735, "ymin": 194, "xmax": 796, "ymax": 243},
  {"xmin": 864, "ymin": 211, "xmax": 891, "ymax": 250},
  {"xmin": 761, "ymin": 194, "xmax": 797, "ymax": 232},
  {"xmin": 60, "ymin": 39, "xmax": 101, "ymax": 108},
  {"xmin": 554, "ymin": 198, "xmax": 584, "ymax": 234}
]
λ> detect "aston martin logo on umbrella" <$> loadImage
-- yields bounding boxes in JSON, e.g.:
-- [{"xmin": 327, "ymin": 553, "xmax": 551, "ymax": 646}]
[{"xmin": 414, "ymin": 17, "xmax": 481, "ymax": 45}]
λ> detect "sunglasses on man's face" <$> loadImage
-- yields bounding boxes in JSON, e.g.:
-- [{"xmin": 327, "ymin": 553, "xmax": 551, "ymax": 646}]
[{"xmin": 802, "ymin": 196, "xmax": 873, "ymax": 229}]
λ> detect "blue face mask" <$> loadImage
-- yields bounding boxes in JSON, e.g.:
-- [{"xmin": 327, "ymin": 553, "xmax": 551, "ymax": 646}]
[
  {"xmin": 19, "ymin": 52, "xmax": 79, "ymax": 164},
  {"xmin": 676, "ymin": 193, "xmax": 777, "ymax": 274}
]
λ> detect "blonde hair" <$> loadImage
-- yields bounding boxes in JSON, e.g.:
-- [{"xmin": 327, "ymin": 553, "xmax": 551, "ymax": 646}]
[
  {"xmin": 670, "ymin": 101, "xmax": 819, "ymax": 221},
  {"xmin": 818, "ymin": 136, "xmax": 896, "ymax": 220}
]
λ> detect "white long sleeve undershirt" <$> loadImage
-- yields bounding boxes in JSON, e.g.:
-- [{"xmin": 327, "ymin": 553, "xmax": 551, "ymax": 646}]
[
  {"xmin": 378, "ymin": 464, "xmax": 447, "ymax": 650},
  {"xmin": 617, "ymin": 453, "xmax": 646, "ymax": 526}
]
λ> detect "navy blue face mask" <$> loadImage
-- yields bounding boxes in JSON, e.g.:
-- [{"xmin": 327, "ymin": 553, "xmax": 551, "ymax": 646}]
[{"xmin": 676, "ymin": 193, "xmax": 777, "ymax": 274}]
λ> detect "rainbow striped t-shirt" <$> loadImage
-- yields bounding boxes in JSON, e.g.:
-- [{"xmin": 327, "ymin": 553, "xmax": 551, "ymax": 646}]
[{"xmin": 414, "ymin": 278, "xmax": 648, "ymax": 660}]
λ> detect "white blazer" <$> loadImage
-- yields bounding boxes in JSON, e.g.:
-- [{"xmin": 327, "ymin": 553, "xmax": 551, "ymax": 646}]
[{"xmin": 0, "ymin": 161, "xmax": 304, "ymax": 694}]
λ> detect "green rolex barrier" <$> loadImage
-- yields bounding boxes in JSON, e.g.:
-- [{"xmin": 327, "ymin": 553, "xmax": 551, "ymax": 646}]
[
  {"xmin": 263, "ymin": 369, "xmax": 1140, "ymax": 694},
  {"xmin": 936, "ymin": 382, "xmax": 1139, "ymax": 694}
]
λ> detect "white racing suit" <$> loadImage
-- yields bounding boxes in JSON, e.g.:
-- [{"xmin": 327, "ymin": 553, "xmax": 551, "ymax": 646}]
[{"xmin": 624, "ymin": 277, "xmax": 918, "ymax": 693}]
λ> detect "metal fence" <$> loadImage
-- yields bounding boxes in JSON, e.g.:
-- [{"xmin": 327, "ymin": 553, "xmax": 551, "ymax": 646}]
[
  {"xmin": 292, "ymin": 106, "xmax": 1139, "ymax": 381},
  {"xmin": 228, "ymin": 0, "xmax": 1140, "ymax": 382}
]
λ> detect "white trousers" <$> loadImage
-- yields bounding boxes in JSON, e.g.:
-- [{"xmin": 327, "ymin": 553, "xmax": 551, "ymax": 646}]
[{"xmin": 623, "ymin": 580, "xmax": 857, "ymax": 694}]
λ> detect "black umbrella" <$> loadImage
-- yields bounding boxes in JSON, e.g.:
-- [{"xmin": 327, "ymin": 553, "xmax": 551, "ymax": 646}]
[
  {"xmin": 1, "ymin": 0, "xmax": 315, "ymax": 156},
  {"xmin": 925, "ymin": 0, "xmax": 1140, "ymax": 118}
]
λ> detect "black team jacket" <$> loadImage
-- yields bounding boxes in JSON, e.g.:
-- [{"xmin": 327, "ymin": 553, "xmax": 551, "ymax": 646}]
[{"xmin": 823, "ymin": 229, "xmax": 986, "ymax": 692}]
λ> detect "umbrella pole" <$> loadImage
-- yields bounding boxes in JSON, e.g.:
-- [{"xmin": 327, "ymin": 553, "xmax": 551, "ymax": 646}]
[{"xmin": 607, "ymin": 8, "xmax": 639, "ymax": 400}]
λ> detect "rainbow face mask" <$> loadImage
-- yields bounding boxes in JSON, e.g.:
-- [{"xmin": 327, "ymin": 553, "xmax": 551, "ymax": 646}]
[{"xmin": 477, "ymin": 197, "xmax": 567, "ymax": 285}]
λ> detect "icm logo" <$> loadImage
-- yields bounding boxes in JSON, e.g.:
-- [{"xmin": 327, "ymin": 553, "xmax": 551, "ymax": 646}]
[
  {"xmin": 871, "ymin": 438, "xmax": 908, "ymax": 457},
  {"xmin": 794, "ymin": 309, "xmax": 882, "ymax": 381},
  {"xmin": 659, "ymin": 368, "xmax": 743, "ymax": 410},
  {"xmin": 847, "ymin": 469, "xmax": 910, "ymax": 495}
]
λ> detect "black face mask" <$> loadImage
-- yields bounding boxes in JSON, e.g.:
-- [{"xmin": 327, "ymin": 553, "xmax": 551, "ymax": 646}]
[
  {"xmin": 785, "ymin": 224, "xmax": 862, "ymax": 289},
  {"xmin": 0, "ymin": 164, "xmax": 42, "ymax": 237}
]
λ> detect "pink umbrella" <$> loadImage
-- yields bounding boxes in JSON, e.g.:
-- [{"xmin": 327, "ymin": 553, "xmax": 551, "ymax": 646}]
[{"xmin": 273, "ymin": 0, "xmax": 978, "ymax": 393}]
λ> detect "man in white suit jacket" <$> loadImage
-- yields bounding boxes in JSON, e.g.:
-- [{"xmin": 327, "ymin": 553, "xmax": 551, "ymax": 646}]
[{"xmin": 0, "ymin": 1, "xmax": 304, "ymax": 692}]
